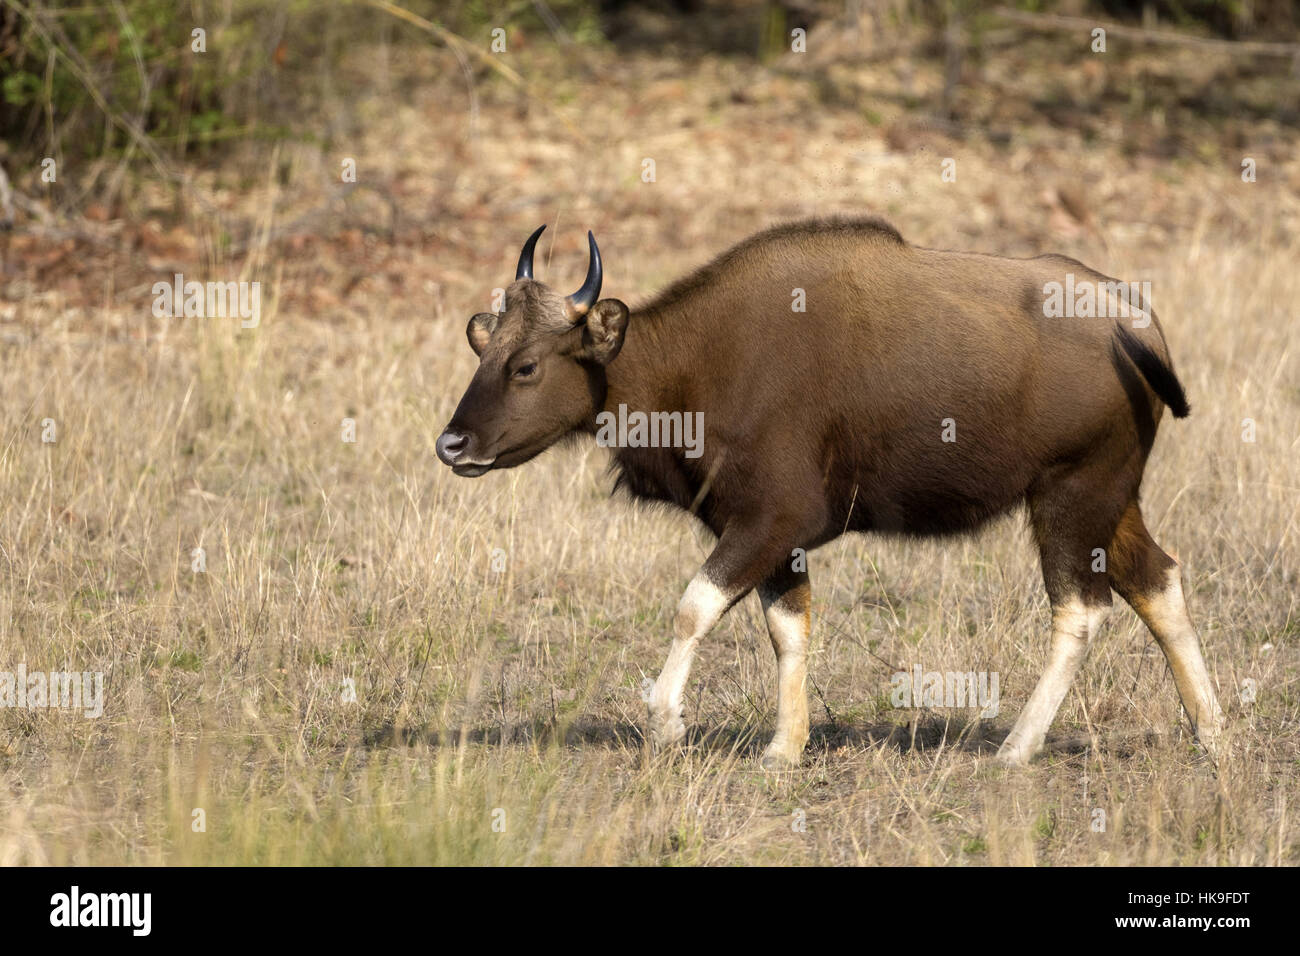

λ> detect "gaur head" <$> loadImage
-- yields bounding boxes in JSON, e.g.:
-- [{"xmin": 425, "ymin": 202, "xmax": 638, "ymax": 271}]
[{"xmin": 436, "ymin": 226, "xmax": 630, "ymax": 476}]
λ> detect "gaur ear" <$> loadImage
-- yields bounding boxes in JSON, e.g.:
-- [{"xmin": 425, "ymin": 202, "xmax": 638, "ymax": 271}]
[
  {"xmin": 580, "ymin": 299, "xmax": 629, "ymax": 365},
  {"xmin": 467, "ymin": 313, "xmax": 497, "ymax": 356}
]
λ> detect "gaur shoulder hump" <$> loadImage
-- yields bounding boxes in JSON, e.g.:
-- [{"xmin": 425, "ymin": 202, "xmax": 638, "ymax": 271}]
[
  {"xmin": 640, "ymin": 215, "xmax": 904, "ymax": 312},
  {"xmin": 756, "ymin": 215, "xmax": 905, "ymax": 247}
]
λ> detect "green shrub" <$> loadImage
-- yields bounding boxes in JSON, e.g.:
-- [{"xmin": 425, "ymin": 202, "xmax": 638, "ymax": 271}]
[{"xmin": 0, "ymin": 0, "xmax": 602, "ymax": 169}]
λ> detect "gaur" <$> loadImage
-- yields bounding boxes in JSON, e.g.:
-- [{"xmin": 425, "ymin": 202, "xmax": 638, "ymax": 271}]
[{"xmin": 436, "ymin": 218, "xmax": 1224, "ymax": 769}]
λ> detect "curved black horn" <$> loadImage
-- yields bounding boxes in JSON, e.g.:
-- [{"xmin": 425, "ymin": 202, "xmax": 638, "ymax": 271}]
[
  {"xmin": 515, "ymin": 224, "xmax": 546, "ymax": 281},
  {"xmin": 566, "ymin": 231, "xmax": 603, "ymax": 317}
]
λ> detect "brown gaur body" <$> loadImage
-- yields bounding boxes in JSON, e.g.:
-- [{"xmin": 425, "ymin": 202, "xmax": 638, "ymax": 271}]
[{"xmin": 437, "ymin": 217, "xmax": 1223, "ymax": 769}]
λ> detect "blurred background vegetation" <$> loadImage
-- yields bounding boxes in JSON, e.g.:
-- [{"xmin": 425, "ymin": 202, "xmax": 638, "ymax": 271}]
[
  {"xmin": 2, "ymin": 1, "xmax": 1296, "ymax": 192},
  {"xmin": 0, "ymin": 1, "xmax": 592, "ymax": 165}
]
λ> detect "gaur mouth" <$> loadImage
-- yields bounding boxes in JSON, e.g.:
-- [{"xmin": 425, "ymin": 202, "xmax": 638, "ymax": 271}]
[{"xmin": 447, "ymin": 431, "xmax": 565, "ymax": 477}]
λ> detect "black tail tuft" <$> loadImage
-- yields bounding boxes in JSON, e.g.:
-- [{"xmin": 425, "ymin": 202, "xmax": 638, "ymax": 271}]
[{"xmin": 1114, "ymin": 324, "xmax": 1190, "ymax": 418}]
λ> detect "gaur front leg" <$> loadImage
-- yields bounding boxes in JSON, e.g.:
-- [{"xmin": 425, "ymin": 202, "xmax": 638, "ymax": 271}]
[
  {"xmin": 646, "ymin": 520, "xmax": 793, "ymax": 754},
  {"xmin": 757, "ymin": 564, "xmax": 812, "ymax": 770},
  {"xmin": 646, "ymin": 570, "xmax": 733, "ymax": 750}
]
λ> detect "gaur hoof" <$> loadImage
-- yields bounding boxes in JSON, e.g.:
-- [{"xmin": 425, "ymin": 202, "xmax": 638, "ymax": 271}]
[
  {"xmin": 759, "ymin": 749, "xmax": 801, "ymax": 772},
  {"xmin": 648, "ymin": 713, "xmax": 686, "ymax": 752},
  {"xmin": 993, "ymin": 744, "xmax": 1034, "ymax": 768}
]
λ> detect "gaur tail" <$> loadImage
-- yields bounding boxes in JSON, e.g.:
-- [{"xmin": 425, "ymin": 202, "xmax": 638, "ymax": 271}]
[{"xmin": 1114, "ymin": 323, "xmax": 1190, "ymax": 419}]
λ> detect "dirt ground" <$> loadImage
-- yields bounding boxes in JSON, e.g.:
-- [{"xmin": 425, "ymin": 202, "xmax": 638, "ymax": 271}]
[{"xmin": 1, "ymin": 9, "xmax": 1297, "ymax": 864}]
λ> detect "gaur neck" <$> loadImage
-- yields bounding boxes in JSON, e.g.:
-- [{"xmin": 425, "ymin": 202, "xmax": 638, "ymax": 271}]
[
  {"xmin": 586, "ymin": 302, "xmax": 705, "ymax": 515},
  {"xmin": 594, "ymin": 304, "xmax": 679, "ymax": 424}
]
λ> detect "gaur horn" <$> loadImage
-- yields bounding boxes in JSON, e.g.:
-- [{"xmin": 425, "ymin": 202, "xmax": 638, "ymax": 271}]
[
  {"xmin": 515, "ymin": 224, "xmax": 546, "ymax": 281},
  {"xmin": 566, "ymin": 231, "xmax": 602, "ymax": 318}
]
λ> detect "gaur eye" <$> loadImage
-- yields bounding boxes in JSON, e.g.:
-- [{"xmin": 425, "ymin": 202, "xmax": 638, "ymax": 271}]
[{"xmin": 512, "ymin": 362, "xmax": 538, "ymax": 380}]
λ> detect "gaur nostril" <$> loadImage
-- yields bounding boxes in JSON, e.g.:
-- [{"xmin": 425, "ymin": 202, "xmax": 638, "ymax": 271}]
[{"xmin": 436, "ymin": 431, "xmax": 469, "ymax": 465}]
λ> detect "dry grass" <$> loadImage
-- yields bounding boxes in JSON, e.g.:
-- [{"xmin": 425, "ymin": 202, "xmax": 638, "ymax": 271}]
[{"xmin": 1, "ymin": 26, "xmax": 1298, "ymax": 865}]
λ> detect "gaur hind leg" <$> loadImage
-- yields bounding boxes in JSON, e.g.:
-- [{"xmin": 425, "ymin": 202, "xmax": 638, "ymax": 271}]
[
  {"xmin": 1107, "ymin": 501, "xmax": 1225, "ymax": 757},
  {"xmin": 996, "ymin": 480, "xmax": 1118, "ymax": 766},
  {"xmin": 757, "ymin": 563, "xmax": 812, "ymax": 771}
]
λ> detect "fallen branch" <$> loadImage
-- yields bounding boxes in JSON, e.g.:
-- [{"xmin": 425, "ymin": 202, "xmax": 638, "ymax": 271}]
[
  {"xmin": 0, "ymin": 161, "xmax": 61, "ymax": 232},
  {"xmin": 992, "ymin": 6, "xmax": 1300, "ymax": 58}
]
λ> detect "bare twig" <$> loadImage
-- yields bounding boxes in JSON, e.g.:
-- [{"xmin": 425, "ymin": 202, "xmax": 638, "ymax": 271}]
[
  {"xmin": 103, "ymin": 0, "xmax": 152, "ymax": 210},
  {"xmin": 531, "ymin": 0, "xmax": 571, "ymax": 46},
  {"xmin": 992, "ymin": 7, "xmax": 1300, "ymax": 58},
  {"xmin": 357, "ymin": 0, "xmax": 524, "ymax": 82},
  {"xmin": 0, "ymin": 162, "xmax": 15, "ymax": 229},
  {"xmin": 358, "ymin": 0, "xmax": 586, "ymax": 143}
]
